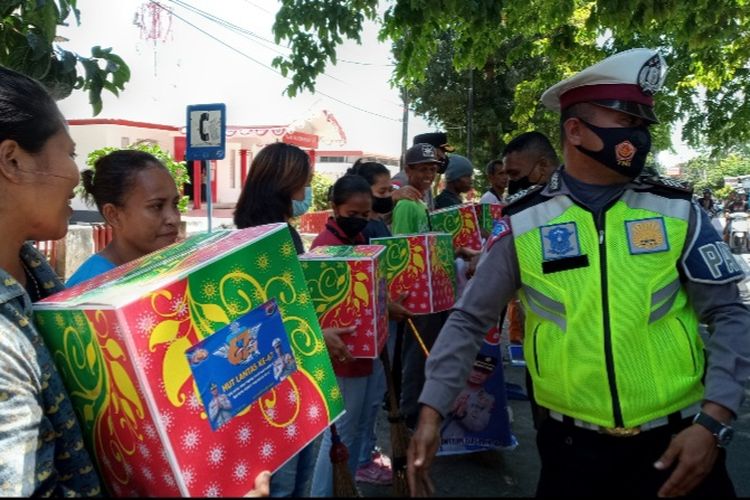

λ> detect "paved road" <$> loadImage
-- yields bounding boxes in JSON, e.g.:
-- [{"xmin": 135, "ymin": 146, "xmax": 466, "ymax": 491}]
[{"xmin": 358, "ymin": 253, "xmax": 750, "ymax": 497}]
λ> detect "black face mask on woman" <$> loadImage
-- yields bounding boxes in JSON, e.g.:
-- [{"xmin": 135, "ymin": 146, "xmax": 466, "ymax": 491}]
[
  {"xmin": 371, "ymin": 195, "xmax": 394, "ymax": 214},
  {"xmin": 576, "ymin": 119, "xmax": 652, "ymax": 179},
  {"xmin": 335, "ymin": 215, "xmax": 369, "ymax": 239}
]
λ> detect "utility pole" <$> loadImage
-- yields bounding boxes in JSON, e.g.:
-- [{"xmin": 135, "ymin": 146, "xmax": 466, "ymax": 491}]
[
  {"xmin": 467, "ymin": 69, "xmax": 474, "ymax": 162},
  {"xmin": 401, "ymin": 87, "xmax": 409, "ymax": 171}
]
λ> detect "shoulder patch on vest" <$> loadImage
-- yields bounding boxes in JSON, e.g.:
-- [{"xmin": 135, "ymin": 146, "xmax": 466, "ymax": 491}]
[
  {"xmin": 634, "ymin": 175, "xmax": 694, "ymax": 199},
  {"xmin": 486, "ymin": 216, "xmax": 512, "ymax": 251},
  {"xmin": 502, "ymin": 184, "xmax": 545, "ymax": 216},
  {"xmin": 682, "ymin": 205, "xmax": 745, "ymax": 284}
]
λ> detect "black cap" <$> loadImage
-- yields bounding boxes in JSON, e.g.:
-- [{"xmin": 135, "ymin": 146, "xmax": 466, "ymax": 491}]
[
  {"xmin": 412, "ymin": 132, "xmax": 455, "ymax": 152},
  {"xmin": 473, "ymin": 355, "xmax": 498, "ymax": 373},
  {"xmin": 405, "ymin": 143, "xmax": 441, "ymax": 165}
]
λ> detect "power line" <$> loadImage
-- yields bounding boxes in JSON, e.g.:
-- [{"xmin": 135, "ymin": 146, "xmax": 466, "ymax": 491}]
[{"xmin": 149, "ymin": 1, "xmax": 402, "ymax": 122}]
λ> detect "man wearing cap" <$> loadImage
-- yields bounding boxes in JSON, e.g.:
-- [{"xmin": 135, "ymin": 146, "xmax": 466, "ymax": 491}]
[
  {"xmin": 434, "ymin": 154, "xmax": 475, "ymax": 209},
  {"xmin": 441, "ymin": 354, "xmax": 497, "ymax": 448},
  {"xmin": 393, "ymin": 132, "xmax": 455, "ymax": 210},
  {"xmin": 408, "ymin": 48, "xmax": 750, "ymax": 497},
  {"xmin": 208, "ymin": 382, "xmax": 233, "ymax": 428}
]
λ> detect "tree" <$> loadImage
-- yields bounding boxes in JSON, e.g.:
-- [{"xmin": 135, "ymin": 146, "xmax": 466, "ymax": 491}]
[
  {"xmin": 0, "ymin": 1, "xmax": 130, "ymax": 114},
  {"xmin": 680, "ymin": 152, "xmax": 750, "ymax": 193},
  {"xmin": 272, "ymin": 0, "xmax": 750, "ymax": 153}
]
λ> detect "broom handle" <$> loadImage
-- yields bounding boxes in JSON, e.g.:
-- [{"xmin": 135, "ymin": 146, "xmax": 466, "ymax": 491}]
[
  {"xmin": 380, "ymin": 347, "xmax": 400, "ymax": 416},
  {"xmin": 407, "ymin": 318, "xmax": 430, "ymax": 357}
]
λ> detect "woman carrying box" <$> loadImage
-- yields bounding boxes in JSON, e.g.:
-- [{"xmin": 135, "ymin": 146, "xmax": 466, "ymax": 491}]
[
  {"xmin": 66, "ymin": 150, "xmax": 182, "ymax": 286},
  {"xmin": 234, "ymin": 142, "xmax": 354, "ymax": 497},
  {"xmin": 309, "ymin": 174, "xmax": 412, "ymax": 495}
]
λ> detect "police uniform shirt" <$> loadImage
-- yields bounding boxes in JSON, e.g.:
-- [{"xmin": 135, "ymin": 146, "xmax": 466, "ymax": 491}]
[{"xmin": 419, "ymin": 168, "xmax": 750, "ymax": 420}]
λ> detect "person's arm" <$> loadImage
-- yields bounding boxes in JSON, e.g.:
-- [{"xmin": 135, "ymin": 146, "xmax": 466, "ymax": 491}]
[
  {"xmin": 655, "ymin": 204, "xmax": 750, "ymax": 497},
  {"xmin": 0, "ymin": 319, "xmax": 44, "ymax": 497},
  {"xmin": 408, "ymin": 229, "xmax": 520, "ymax": 496}
]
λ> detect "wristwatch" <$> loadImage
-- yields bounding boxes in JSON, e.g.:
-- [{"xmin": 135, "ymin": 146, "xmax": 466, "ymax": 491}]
[{"xmin": 692, "ymin": 412, "xmax": 734, "ymax": 448}]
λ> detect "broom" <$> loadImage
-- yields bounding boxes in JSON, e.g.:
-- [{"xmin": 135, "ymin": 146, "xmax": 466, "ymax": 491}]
[
  {"xmin": 380, "ymin": 347, "xmax": 411, "ymax": 497},
  {"xmin": 330, "ymin": 423, "xmax": 360, "ymax": 497}
]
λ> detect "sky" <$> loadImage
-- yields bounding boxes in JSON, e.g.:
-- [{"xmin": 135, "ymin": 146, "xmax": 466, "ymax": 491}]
[
  {"xmin": 56, "ymin": 0, "xmax": 695, "ymax": 166},
  {"xmin": 57, "ymin": 0, "xmax": 434, "ymax": 157}
]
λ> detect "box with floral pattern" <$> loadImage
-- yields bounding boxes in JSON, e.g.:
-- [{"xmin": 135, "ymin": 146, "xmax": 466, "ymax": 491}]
[
  {"xmin": 33, "ymin": 224, "xmax": 344, "ymax": 497},
  {"xmin": 299, "ymin": 245, "xmax": 388, "ymax": 359},
  {"xmin": 370, "ymin": 233, "xmax": 457, "ymax": 315},
  {"xmin": 474, "ymin": 203, "xmax": 505, "ymax": 234},
  {"xmin": 429, "ymin": 204, "xmax": 483, "ymax": 251}
]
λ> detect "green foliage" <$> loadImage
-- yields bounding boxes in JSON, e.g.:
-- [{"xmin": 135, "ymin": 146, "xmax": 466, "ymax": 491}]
[
  {"xmin": 80, "ymin": 142, "xmax": 191, "ymax": 213},
  {"xmin": 273, "ymin": 0, "xmax": 750, "ymax": 153},
  {"xmin": 680, "ymin": 152, "xmax": 750, "ymax": 193},
  {"xmin": 0, "ymin": 0, "xmax": 130, "ymax": 114},
  {"xmin": 311, "ymin": 173, "xmax": 333, "ymax": 212}
]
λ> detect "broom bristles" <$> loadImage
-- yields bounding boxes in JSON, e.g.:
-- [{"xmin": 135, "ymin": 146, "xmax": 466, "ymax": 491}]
[{"xmin": 330, "ymin": 424, "xmax": 360, "ymax": 497}]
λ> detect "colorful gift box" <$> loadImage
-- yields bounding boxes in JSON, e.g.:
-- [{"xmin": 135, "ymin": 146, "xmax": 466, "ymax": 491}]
[
  {"xmin": 429, "ymin": 204, "xmax": 483, "ymax": 251},
  {"xmin": 299, "ymin": 245, "xmax": 388, "ymax": 359},
  {"xmin": 474, "ymin": 203, "xmax": 505, "ymax": 234},
  {"xmin": 370, "ymin": 233, "xmax": 457, "ymax": 314},
  {"xmin": 33, "ymin": 224, "xmax": 343, "ymax": 497}
]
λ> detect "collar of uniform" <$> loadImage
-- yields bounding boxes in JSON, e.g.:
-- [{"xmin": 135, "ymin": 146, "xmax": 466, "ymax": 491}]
[{"xmin": 541, "ymin": 166, "xmax": 644, "ymax": 198}]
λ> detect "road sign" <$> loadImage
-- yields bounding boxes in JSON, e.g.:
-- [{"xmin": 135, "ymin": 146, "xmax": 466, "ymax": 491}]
[{"xmin": 186, "ymin": 103, "xmax": 226, "ymax": 161}]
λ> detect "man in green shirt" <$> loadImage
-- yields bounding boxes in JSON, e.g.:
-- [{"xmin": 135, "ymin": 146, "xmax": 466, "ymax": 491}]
[{"xmin": 391, "ymin": 143, "xmax": 440, "ymax": 235}]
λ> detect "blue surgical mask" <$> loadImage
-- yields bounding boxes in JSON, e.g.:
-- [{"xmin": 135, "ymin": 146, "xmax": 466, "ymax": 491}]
[{"xmin": 292, "ymin": 186, "xmax": 313, "ymax": 217}]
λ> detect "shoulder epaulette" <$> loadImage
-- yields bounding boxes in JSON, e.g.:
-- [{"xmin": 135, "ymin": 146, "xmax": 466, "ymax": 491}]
[
  {"xmin": 634, "ymin": 175, "xmax": 693, "ymax": 199},
  {"xmin": 501, "ymin": 184, "xmax": 546, "ymax": 216}
]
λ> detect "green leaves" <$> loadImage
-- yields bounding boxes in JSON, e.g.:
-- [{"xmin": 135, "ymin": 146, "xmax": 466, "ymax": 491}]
[
  {"xmin": 0, "ymin": 0, "xmax": 129, "ymax": 114},
  {"xmin": 271, "ymin": 0, "xmax": 750, "ymax": 155}
]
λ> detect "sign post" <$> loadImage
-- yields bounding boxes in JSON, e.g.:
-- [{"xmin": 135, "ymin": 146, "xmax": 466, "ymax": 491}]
[{"xmin": 186, "ymin": 103, "xmax": 226, "ymax": 232}]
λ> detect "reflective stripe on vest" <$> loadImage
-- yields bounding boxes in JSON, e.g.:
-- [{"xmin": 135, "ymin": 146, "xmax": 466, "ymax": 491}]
[{"xmin": 511, "ymin": 191, "xmax": 705, "ymax": 428}]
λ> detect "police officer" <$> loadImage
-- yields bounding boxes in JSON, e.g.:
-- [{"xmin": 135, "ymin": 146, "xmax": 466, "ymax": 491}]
[{"xmin": 408, "ymin": 48, "xmax": 750, "ymax": 497}]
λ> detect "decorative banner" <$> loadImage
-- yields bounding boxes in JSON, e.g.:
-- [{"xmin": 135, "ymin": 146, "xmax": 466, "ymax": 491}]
[
  {"xmin": 34, "ymin": 224, "xmax": 344, "ymax": 497},
  {"xmin": 474, "ymin": 203, "xmax": 505, "ymax": 234},
  {"xmin": 438, "ymin": 327, "xmax": 518, "ymax": 456},
  {"xmin": 186, "ymin": 299, "xmax": 297, "ymax": 431},
  {"xmin": 370, "ymin": 233, "xmax": 457, "ymax": 314},
  {"xmin": 429, "ymin": 204, "xmax": 483, "ymax": 251},
  {"xmin": 300, "ymin": 245, "xmax": 388, "ymax": 359}
]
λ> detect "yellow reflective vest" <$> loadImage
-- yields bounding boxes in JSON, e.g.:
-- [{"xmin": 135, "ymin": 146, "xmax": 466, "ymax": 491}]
[{"xmin": 510, "ymin": 189, "xmax": 705, "ymax": 428}]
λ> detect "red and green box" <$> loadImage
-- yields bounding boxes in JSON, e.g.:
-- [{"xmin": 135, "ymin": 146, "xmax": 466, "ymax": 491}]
[
  {"xmin": 299, "ymin": 245, "xmax": 388, "ymax": 358},
  {"xmin": 474, "ymin": 203, "xmax": 505, "ymax": 234},
  {"xmin": 370, "ymin": 233, "xmax": 457, "ymax": 315},
  {"xmin": 429, "ymin": 204, "xmax": 483, "ymax": 251},
  {"xmin": 33, "ymin": 224, "xmax": 343, "ymax": 497}
]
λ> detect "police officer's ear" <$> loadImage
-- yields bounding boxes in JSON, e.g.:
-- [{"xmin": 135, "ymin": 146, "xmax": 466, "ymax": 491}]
[{"xmin": 562, "ymin": 117, "xmax": 586, "ymax": 147}]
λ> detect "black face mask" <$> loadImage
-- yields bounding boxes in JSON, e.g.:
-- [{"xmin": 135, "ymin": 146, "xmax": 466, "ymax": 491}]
[
  {"xmin": 576, "ymin": 119, "xmax": 651, "ymax": 178},
  {"xmin": 508, "ymin": 177, "xmax": 533, "ymax": 196},
  {"xmin": 372, "ymin": 195, "xmax": 394, "ymax": 214},
  {"xmin": 335, "ymin": 216, "xmax": 369, "ymax": 239}
]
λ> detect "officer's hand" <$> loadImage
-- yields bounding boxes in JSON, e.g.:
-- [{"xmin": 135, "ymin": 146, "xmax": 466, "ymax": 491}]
[
  {"xmin": 653, "ymin": 425, "xmax": 719, "ymax": 497},
  {"xmin": 388, "ymin": 293, "xmax": 413, "ymax": 322},
  {"xmin": 408, "ymin": 405, "xmax": 442, "ymax": 497},
  {"xmin": 393, "ymin": 185, "xmax": 423, "ymax": 202},
  {"xmin": 244, "ymin": 471, "xmax": 271, "ymax": 497},
  {"xmin": 322, "ymin": 326, "xmax": 356, "ymax": 363}
]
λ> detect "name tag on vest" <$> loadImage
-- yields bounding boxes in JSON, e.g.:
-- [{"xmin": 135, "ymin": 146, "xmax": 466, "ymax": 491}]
[{"xmin": 540, "ymin": 222, "xmax": 589, "ymax": 273}]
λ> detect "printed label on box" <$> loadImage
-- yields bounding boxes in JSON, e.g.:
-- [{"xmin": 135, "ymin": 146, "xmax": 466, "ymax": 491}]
[{"xmin": 186, "ymin": 299, "xmax": 297, "ymax": 431}]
